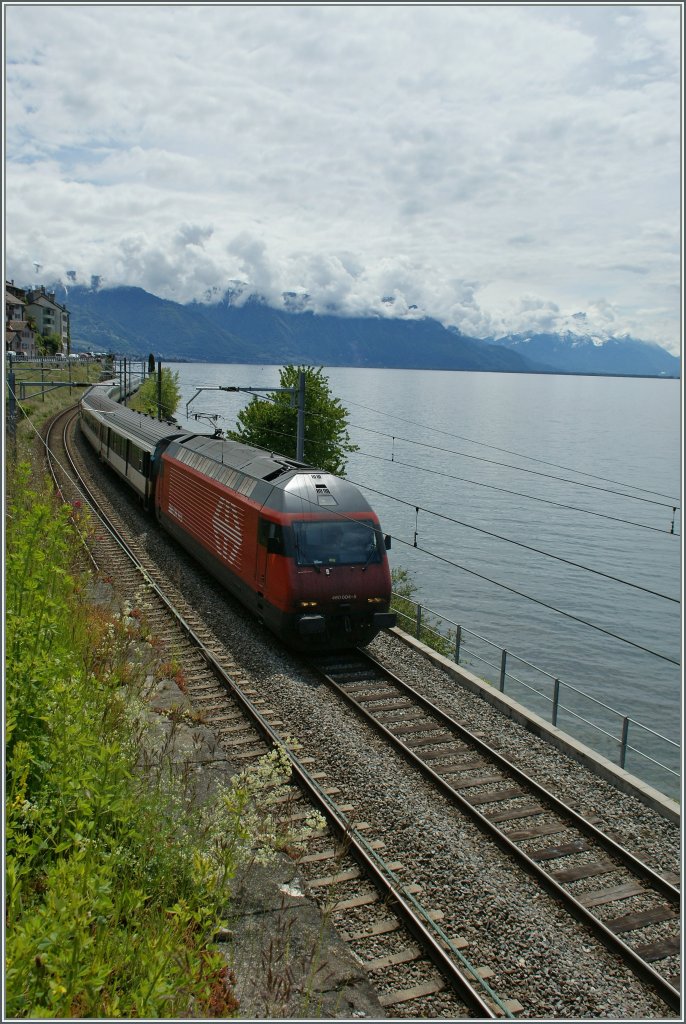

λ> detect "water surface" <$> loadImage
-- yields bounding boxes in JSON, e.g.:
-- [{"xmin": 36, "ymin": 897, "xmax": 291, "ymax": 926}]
[{"xmin": 166, "ymin": 363, "xmax": 682, "ymax": 793}]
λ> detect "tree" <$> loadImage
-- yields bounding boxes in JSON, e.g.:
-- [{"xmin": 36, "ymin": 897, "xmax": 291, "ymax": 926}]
[
  {"xmin": 37, "ymin": 331, "xmax": 62, "ymax": 356},
  {"xmin": 131, "ymin": 367, "xmax": 181, "ymax": 420},
  {"xmin": 230, "ymin": 365, "xmax": 358, "ymax": 475}
]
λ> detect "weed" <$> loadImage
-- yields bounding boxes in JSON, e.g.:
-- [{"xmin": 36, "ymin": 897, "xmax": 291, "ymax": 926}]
[{"xmin": 4, "ymin": 461, "xmax": 244, "ymax": 1018}]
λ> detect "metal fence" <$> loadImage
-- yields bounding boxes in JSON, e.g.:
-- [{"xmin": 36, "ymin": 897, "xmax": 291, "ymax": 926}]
[{"xmin": 393, "ymin": 595, "xmax": 681, "ymax": 800}]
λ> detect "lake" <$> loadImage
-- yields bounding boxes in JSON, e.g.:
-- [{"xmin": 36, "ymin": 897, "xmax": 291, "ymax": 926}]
[{"xmin": 165, "ymin": 363, "xmax": 682, "ymax": 795}]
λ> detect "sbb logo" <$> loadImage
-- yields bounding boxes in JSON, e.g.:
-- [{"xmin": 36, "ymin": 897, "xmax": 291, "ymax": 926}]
[{"xmin": 213, "ymin": 497, "xmax": 244, "ymax": 568}]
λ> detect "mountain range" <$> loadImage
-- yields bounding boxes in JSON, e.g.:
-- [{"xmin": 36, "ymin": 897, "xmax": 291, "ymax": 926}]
[{"xmin": 55, "ymin": 284, "xmax": 680, "ymax": 378}]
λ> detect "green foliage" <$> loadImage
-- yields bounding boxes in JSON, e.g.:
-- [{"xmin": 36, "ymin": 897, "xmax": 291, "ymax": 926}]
[
  {"xmin": 230, "ymin": 365, "xmax": 358, "ymax": 475},
  {"xmin": 37, "ymin": 332, "xmax": 63, "ymax": 356},
  {"xmin": 130, "ymin": 367, "xmax": 181, "ymax": 419},
  {"xmin": 7, "ymin": 361, "xmax": 110, "ymax": 442},
  {"xmin": 6, "ymin": 463, "xmax": 312, "ymax": 1018},
  {"xmin": 390, "ymin": 565, "xmax": 419, "ymax": 623}
]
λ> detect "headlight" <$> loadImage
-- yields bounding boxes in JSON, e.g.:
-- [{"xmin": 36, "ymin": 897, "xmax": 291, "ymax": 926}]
[
  {"xmin": 299, "ymin": 600, "xmax": 319, "ymax": 608},
  {"xmin": 367, "ymin": 597, "xmax": 385, "ymax": 604}
]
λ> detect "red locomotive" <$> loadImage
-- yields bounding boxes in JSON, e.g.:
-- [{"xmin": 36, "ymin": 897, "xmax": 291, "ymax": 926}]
[{"xmin": 80, "ymin": 389, "xmax": 396, "ymax": 649}]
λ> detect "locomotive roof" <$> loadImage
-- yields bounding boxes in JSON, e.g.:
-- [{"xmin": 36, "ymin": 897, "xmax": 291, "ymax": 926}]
[
  {"xmin": 167, "ymin": 434, "xmax": 376, "ymax": 516},
  {"xmin": 270, "ymin": 472, "xmax": 376, "ymax": 516}
]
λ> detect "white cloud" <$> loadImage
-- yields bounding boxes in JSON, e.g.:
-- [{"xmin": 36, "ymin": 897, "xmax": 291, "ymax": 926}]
[{"xmin": 3, "ymin": 4, "xmax": 681, "ymax": 354}]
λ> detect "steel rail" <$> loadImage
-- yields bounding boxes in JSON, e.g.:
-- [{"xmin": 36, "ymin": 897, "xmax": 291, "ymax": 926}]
[
  {"xmin": 54, "ymin": 403, "xmax": 679, "ymax": 1012},
  {"xmin": 358, "ymin": 651, "xmax": 680, "ymax": 901},
  {"xmin": 55, "ymin": 408, "xmax": 503, "ymax": 1020},
  {"xmin": 308, "ymin": 649, "xmax": 681, "ymax": 1013},
  {"xmin": 42, "ymin": 407, "xmax": 100, "ymax": 571}
]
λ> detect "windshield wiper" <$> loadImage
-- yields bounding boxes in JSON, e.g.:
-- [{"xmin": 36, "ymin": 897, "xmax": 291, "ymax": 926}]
[{"xmin": 361, "ymin": 546, "xmax": 377, "ymax": 572}]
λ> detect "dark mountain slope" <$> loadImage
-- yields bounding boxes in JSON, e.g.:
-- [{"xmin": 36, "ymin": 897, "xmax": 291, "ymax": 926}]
[
  {"xmin": 191, "ymin": 296, "xmax": 534, "ymax": 371},
  {"xmin": 51, "ymin": 283, "xmax": 678, "ymax": 377},
  {"xmin": 60, "ymin": 285, "xmax": 252, "ymax": 361}
]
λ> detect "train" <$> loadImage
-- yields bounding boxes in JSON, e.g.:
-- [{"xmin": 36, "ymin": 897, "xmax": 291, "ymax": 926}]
[{"xmin": 79, "ymin": 388, "xmax": 397, "ymax": 650}]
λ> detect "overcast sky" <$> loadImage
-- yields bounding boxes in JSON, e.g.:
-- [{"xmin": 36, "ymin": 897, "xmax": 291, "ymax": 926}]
[{"xmin": 3, "ymin": 3, "xmax": 682, "ymax": 352}]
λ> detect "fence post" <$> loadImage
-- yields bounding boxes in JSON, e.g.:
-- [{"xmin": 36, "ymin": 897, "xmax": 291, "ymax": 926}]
[
  {"xmin": 415, "ymin": 604, "xmax": 422, "ymax": 639},
  {"xmin": 499, "ymin": 650, "xmax": 507, "ymax": 692},
  {"xmin": 7, "ymin": 370, "xmax": 16, "ymax": 442},
  {"xmin": 619, "ymin": 717, "xmax": 630, "ymax": 769},
  {"xmin": 552, "ymin": 678, "xmax": 560, "ymax": 726},
  {"xmin": 455, "ymin": 625, "xmax": 461, "ymax": 665}
]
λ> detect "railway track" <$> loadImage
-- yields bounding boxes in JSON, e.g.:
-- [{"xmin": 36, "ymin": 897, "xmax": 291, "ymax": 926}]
[
  {"xmin": 44, "ymin": 404, "xmax": 529, "ymax": 1018},
  {"xmin": 307, "ymin": 647, "xmax": 681, "ymax": 1013},
  {"xmin": 42, "ymin": 403, "xmax": 680, "ymax": 1017}
]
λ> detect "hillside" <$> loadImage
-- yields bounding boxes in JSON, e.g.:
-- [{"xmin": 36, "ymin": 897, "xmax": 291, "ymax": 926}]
[
  {"xmin": 190, "ymin": 295, "xmax": 534, "ymax": 371},
  {"xmin": 61, "ymin": 285, "xmax": 535, "ymax": 371},
  {"xmin": 56, "ymin": 284, "xmax": 680, "ymax": 377},
  {"xmin": 58, "ymin": 285, "xmax": 253, "ymax": 362}
]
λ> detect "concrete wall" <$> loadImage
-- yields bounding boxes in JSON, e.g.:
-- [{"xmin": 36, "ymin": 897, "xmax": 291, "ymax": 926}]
[{"xmin": 390, "ymin": 627, "xmax": 680, "ymax": 825}]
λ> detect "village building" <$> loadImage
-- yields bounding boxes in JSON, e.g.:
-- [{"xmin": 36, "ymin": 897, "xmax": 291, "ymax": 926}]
[
  {"xmin": 5, "ymin": 281, "xmax": 70, "ymax": 358},
  {"xmin": 26, "ymin": 286, "xmax": 71, "ymax": 353},
  {"xmin": 5, "ymin": 282, "xmax": 38, "ymax": 359}
]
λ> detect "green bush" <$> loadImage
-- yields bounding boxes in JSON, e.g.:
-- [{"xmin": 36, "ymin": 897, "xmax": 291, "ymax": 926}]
[
  {"xmin": 5, "ymin": 464, "xmax": 237, "ymax": 1018},
  {"xmin": 129, "ymin": 367, "xmax": 181, "ymax": 420},
  {"xmin": 5, "ymin": 459, "xmax": 327, "ymax": 1017}
]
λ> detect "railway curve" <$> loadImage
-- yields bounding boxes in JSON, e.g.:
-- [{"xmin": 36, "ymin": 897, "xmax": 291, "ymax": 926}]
[
  {"xmin": 41, "ymin": 402, "xmax": 681, "ymax": 1019},
  {"xmin": 45, "ymin": 404, "xmax": 518, "ymax": 1019}
]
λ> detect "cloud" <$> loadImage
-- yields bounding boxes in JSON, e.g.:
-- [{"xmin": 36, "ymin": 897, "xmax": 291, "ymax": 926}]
[
  {"xmin": 174, "ymin": 224, "xmax": 214, "ymax": 250},
  {"xmin": 3, "ymin": 4, "xmax": 681, "ymax": 353},
  {"xmin": 226, "ymin": 232, "xmax": 280, "ymax": 304}
]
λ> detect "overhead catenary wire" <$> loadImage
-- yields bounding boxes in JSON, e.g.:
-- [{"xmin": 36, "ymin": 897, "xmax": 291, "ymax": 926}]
[
  {"xmin": 342, "ymin": 397, "xmax": 682, "ymax": 504},
  {"xmin": 214, "ymin": 397, "xmax": 681, "ymax": 539},
  {"xmin": 345, "ymin": 423, "xmax": 679, "ymax": 509},
  {"xmin": 230, "ymin": 384, "xmax": 680, "ymax": 502},
  {"xmin": 388, "ymin": 531, "xmax": 680, "ymax": 666},
  {"xmin": 344, "ymin": 477, "xmax": 680, "ymax": 604},
  {"xmin": 356, "ymin": 450, "xmax": 680, "ymax": 538},
  {"xmin": 210, "ymin": 377, "xmax": 680, "ymax": 506},
  {"xmin": 264, "ymin": 386, "xmax": 680, "ymax": 507},
  {"xmin": 244, "ymin": 386, "xmax": 680, "ymax": 514},
  {"xmin": 181, "ymin": 387, "xmax": 680, "ymax": 664}
]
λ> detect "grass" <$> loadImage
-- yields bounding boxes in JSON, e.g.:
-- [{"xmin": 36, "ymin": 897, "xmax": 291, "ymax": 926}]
[
  {"xmin": 4, "ymin": 461, "xmax": 242, "ymax": 1017},
  {"xmin": 6, "ymin": 358, "xmax": 112, "ymax": 442},
  {"xmin": 4, "ymin": 379, "xmax": 326, "ymax": 1017}
]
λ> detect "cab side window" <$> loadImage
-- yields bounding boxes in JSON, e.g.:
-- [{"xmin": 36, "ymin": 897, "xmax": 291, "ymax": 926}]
[{"xmin": 258, "ymin": 518, "xmax": 284, "ymax": 554}]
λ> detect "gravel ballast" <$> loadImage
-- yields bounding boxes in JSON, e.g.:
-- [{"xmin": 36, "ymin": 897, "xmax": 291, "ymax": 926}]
[{"xmin": 83, "ymin": 439, "xmax": 681, "ymax": 1020}]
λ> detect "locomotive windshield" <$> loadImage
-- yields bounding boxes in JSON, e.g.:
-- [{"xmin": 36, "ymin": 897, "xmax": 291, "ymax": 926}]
[{"xmin": 293, "ymin": 518, "xmax": 382, "ymax": 568}]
